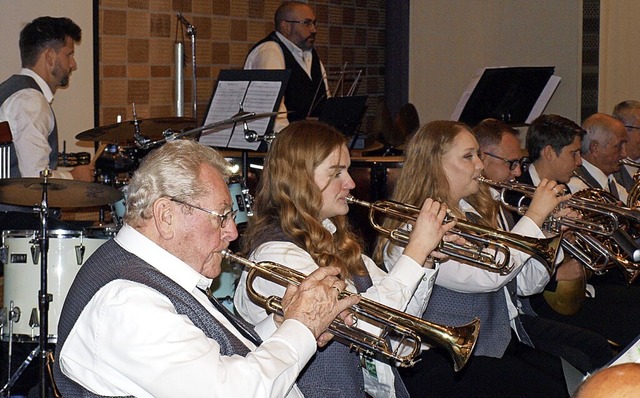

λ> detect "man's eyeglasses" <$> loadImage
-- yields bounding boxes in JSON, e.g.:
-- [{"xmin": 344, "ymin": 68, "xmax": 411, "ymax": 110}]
[
  {"xmin": 170, "ymin": 198, "xmax": 237, "ymax": 228},
  {"xmin": 284, "ymin": 19, "xmax": 317, "ymax": 28},
  {"xmin": 625, "ymin": 125, "xmax": 640, "ymax": 131},
  {"xmin": 483, "ymin": 152, "xmax": 523, "ymax": 171}
]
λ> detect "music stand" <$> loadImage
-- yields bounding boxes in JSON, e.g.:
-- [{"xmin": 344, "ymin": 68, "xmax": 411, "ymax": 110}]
[
  {"xmin": 451, "ymin": 66, "xmax": 561, "ymax": 127},
  {"xmin": 198, "ymin": 69, "xmax": 289, "ymax": 151}
]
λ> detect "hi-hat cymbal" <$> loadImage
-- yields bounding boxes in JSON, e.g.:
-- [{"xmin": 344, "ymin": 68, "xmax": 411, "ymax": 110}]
[
  {"xmin": 75, "ymin": 117, "xmax": 196, "ymax": 142},
  {"xmin": 0, "ymin": 178, "xmax": 123, "ymax": 208}
]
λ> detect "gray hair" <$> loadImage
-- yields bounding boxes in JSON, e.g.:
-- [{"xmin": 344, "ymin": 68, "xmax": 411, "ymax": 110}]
[
  {"xmin": 581, "ymin": 113, "xmax": 617, "ymax": 154},
  {"xmin": 613, "ymin": 100, "xmax": 640, "ymax": 125},
  {"xmin": 124, "ymin": 140, "xmax": 231, "ymax": 227}
]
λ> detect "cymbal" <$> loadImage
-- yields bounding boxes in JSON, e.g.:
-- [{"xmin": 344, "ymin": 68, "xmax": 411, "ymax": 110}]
[
  {"xmin": 75, "ymin": 117, "xmax": 196, "ymax": 142},
  {"xmin": 0, "ymin": 178, "xmax": 123, "ymax": 208}
]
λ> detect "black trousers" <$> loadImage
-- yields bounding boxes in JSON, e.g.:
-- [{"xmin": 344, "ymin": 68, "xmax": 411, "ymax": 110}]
[
  {"xmin": 520, "ymin": 314, "xmax": 613, "ymax": 373},
  {"xmin": 530, "ymin": 272, "xmax": 640, "ymax": 347},
  {"xmin": 399, "ymin": 334, "xmax": 569, "ymax": 398}
]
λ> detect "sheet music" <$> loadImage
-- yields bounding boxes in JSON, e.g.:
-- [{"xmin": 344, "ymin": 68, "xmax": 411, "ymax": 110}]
[
  {"xmin": 199, "ymin": 80, "xmax": 281, "ymax": 151},
  {"xmin": 199, "ymin": 81, "xmax": 249, "ymax": 148}
]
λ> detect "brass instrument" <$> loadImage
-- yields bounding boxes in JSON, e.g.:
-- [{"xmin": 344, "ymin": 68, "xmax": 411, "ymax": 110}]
[
  {"xmin": 478, "ymin": 176, "xmax": 622, "ymax": 237},
  {"xmin": 221, "ymin": 249, "xmax": 479, "ymax": 371},
  {"xmin": 620, "ymin": 158, "xmax": 640, "ymax": 169},
  {"xmin": 346, "ymin": 195, "xmax": 561, "ymax": 276},
  {"xmin": 480, "ymin": 175, "xmax": 640, "ymax": 285}
]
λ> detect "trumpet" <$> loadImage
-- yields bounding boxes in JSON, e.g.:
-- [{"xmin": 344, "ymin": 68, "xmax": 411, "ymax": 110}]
[
  {"xmin": 477, "ymin": 176, "xmax": 622, "ymax": 236},
  {"xmin": 221, "ymin": 249, "xmax": 479, "ymax": 371},
  {"xmin": 346, "ymin": 195, "xmax": 561, "ymax": 276}
]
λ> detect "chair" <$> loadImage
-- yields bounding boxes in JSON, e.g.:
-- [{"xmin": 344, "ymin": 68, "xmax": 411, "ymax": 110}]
[{"xmin": 0, "ymin": 121, "xmax": 13, "ymax": 179}]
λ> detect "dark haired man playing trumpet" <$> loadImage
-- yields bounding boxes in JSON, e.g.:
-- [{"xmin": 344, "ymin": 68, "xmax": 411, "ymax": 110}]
[
  {"xmin": 54, "ymin": 140, "xmax": 359, "ymax": 397},
  {"xmin": 500, "ymin": 114, "xmax": 640, "ymax": 348},
  {"xmin": 473, "ymin": 118, "xmax": 612, "ymax": 373}
]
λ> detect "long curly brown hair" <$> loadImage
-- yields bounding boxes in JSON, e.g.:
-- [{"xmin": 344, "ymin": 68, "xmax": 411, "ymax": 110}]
[
  {"xmin": 373, "ymin": 120, "xmax": 498, "ymax": 264},
  {"xmin": 242, "ymin": 120, "xmax": 366, "ymax": 279}
]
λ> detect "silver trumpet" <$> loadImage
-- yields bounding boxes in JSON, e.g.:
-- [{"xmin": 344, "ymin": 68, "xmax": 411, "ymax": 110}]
[
  {"xmin": 477, "ymin": 176, "xmax": 622, "ymax": 236},
  {"xmin": 221, "ymin": 250, "xmax": 479, "ymax": 371},
  {"xmin": 346, "ymin": 195, "xmax": 561, "ymax": 275}
]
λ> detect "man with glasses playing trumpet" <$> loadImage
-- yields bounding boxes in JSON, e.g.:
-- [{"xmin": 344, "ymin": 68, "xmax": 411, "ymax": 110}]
[
  {"xmin": 503, "ymin": 114, "xmax": 640, "ymax": 349},
  {"xmin": 244, "ymin": 1, "xmax": 330, "ymax": 132},
  {"xmin": 53, "ymin": 140, "xmax": 361, "ymax": 397},
  {"xmin": 473, "ymin": 118, "xmax": 613, "ymax": 374}
]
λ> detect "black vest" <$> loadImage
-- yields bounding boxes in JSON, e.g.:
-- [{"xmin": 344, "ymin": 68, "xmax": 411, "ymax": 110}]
[
  {"xmin": 0, "ymin": 74, "xmax": 59, "ymax": 177},
  {"xmin": 249, "ymin": 32, "xmax": 327, "ymax": 122},
  {"xmin": 54, "ymin": 239, "xmax": 252, "ymax": 397}
]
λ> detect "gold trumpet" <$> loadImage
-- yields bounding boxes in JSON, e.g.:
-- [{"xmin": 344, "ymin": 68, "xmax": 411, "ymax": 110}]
[
  {"xmin": 221, "ymin": 249, "xmax": 479, "ymax": 371},
  {"xmin": 346, "ymin": 195, "xmax": 561, "ymax": 276}
]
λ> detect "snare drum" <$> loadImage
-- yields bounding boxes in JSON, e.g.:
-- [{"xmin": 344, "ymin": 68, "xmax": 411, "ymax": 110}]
[
  {"xmin": 228, "ymin": 178, "xmax": 252, "ymax": 225},
  {"xmin": 1, "ymin": 229, "xmax": 109, "ymax": 342}
]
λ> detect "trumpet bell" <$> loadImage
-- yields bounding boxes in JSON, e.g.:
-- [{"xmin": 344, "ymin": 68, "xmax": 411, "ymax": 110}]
[{"xmin": 222, "ymin": 249, "xmax": 480, "ymax": 371}]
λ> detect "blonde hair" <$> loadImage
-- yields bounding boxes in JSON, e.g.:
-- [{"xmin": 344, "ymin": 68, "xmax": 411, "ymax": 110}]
[
  {"xmin": 373, "ymin": 120, "xmax": 497, "ymax": 263},
  {"xmin": 242, "ymin": 120, "xmax": 366, "ymax": 279}
]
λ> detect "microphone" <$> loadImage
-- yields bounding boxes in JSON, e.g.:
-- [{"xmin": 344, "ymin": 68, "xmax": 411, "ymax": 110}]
[{"xmin": 176, "ymin": 12, "xmax": 193, "ymax": 29}]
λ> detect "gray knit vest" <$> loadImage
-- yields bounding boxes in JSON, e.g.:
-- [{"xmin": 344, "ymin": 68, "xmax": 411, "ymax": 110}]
[
  {"xmin": 248, "ymin": 225, "xmax": 409, "ymax": 398},
  {"xmin": 0, "ymin": 74, "xmax": 58, "ymax": 177},
  {"xmin": 54, "ymin": 239, "xmax": 252, "ymax": 397}
]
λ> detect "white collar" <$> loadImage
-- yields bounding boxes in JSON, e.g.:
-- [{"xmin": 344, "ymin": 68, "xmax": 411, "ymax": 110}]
[
  {"xmin": 528, "ymin": 163, "xmax": 542, "ymax": 186},
  {"xmin": 114, "ymin": 224, "xmax": 213, "ymax": 292},
  {"xmin": 20, "ymin": 68, "xmax": 54, "ymax": 103},
  {"xmin": 580, "ymin": 158, "xmax": 611, "ymax": 189}
]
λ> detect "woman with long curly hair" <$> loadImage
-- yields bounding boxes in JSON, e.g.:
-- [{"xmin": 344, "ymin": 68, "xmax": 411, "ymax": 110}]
[
  {"xmin": 373, "ymin": 120, "xmax": 572, "ymax": 397},
  {"xmin": 234, "ymin": 120, "xmax": 453, "ymax": 398}
]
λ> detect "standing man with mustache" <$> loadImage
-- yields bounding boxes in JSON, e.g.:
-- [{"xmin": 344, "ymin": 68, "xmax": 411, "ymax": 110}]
[
  {"xmin": 0, "ymin": 16, "xmax": 93, "ymax": 182},
  {"xmin": 245, "ymin": 1, "xmax": 330, "ymax": 132}
]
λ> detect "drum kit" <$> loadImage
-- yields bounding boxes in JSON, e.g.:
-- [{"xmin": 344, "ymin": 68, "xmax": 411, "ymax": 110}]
[{"xmin": 0, "ymin": 109, "xmax": 276, "ymax": 396}]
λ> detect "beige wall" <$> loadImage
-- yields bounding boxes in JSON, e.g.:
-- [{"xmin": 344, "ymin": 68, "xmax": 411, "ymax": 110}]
[
  {"xmin": 0, "ymin": 1, "xmax": 94, "ymax": 154},
  {"xmin": 599, "ymin": 0, "xmax": 640, "ymax": 114},
  {"xmin": 409, "ymin": 0, "xmax": 582, "ymax": 124}
]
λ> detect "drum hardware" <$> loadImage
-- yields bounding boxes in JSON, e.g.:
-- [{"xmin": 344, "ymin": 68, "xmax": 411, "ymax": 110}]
[{"xmin": 0, "ymin": 172, "xmax": 118, "ymax": 397}]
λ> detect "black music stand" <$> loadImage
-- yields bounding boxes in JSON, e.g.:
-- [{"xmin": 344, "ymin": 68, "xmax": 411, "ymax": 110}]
[
  {"xmin": 451, "ymin": 66, "xmax": 560, "ymax": 127},
  {"xmin": 199, "ymin": 69, "xmax": 289, "ymax": 152}
]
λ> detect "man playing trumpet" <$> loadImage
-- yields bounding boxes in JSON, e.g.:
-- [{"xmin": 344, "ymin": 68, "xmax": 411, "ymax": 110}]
[
  {"xmin": 473, "ymin": 118, "xmax": 612, "ymax": 373},
  {"xmin": 507, "ymin": 114, "xmax": 640, "ymax": 348},
  {"xmin": 54, "ymin": 140, "xmax": 360, "ymax": 397}
]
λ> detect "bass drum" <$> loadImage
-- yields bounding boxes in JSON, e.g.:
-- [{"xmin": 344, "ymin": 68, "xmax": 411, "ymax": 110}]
[{"xmin": 1, "ymin": 229, "xmax": 109, "ymax": 342}]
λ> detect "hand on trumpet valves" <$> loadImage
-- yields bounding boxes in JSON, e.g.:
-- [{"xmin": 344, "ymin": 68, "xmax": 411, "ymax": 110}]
[
  {"xmin": 275, "ymin": 265, "xmax": 360, "ymax": 347},
  {"xmin": 553, "ymin": 207, "xmax": 582, "ymax": 232},
  {"xmin": 404, "ymin": 198, "xmax": 456, "ymax": 268},
  {"xmin": 428, "ymin": 233, "xmax": 468, "ymax": 264},
  {"xmin": 526, "ymin": 178, "xmax": 571, "ymax": 227}
]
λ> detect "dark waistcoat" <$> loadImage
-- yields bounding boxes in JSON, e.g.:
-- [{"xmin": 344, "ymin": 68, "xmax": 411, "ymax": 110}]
[
  {"xmin": 249, "ymin": 32, "xmax": 327, "ymax": 122},
  {"xmin": 54, "ymin": 239, "xmax": 251, "ymax": 397},
  {"xmin": 0, "ymin": 74, "xmax": 58, "ymax": 177}
]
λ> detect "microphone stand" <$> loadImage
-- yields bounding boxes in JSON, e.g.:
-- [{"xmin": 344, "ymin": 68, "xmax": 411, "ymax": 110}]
[{"xmin": 177, "ymin": 12, "xmax": 197, "ymax": 122}]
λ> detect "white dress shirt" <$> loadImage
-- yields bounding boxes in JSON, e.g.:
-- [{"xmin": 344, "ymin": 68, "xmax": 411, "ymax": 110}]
[
  {"xmin": 244, "ymin": 32, "xmax": 330, "ymax": 132},
  {"xmin": 234, "ymin": 219, "xmax": 437, "ymax": 398},
  {"xmin": 0, "ymin": 68, "xmax": 71, "ymax": 178},
  {"xmin": 568, "ymin": 158, "xmax": 628, "ymax": 204},
  {"xmin": 59, "ymin": 225, "xmax": 316, "ymax": 398}
]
